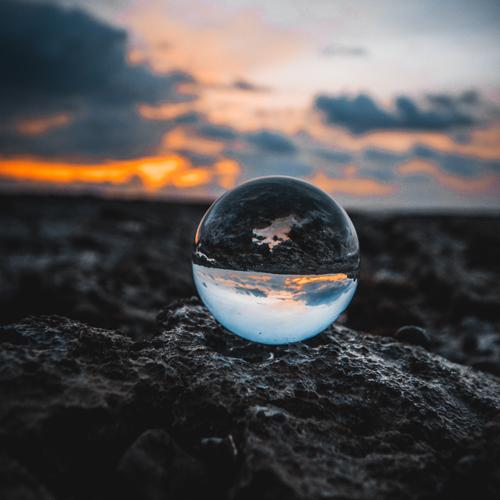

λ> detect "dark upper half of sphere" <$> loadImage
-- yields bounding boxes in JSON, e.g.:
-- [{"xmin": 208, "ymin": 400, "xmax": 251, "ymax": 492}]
[{"xmin": 193, "ymin": 176, "xmax": 360, "ymax": 275}]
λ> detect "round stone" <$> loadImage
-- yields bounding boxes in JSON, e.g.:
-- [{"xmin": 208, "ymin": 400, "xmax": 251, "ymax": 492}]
[{"xmin": 394, "ymin": 326, "xmax": 431, "ymax": 350}]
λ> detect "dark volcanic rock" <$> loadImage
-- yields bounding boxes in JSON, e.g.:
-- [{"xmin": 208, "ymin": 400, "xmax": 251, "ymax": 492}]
[
  {"xmin": 116, "ymin": 429, "xmax": 213, "ymax": 500},
  {"xmin": 0, "ymin": 451, "xmax": 56, "ymax": 500},
  {"xmin": 2, "ymin": 194, "xmax": 500, "ymax": 374},
  {"xmin": 343, "ymin": 214, "xmax": 500, "ymax": 376},
  {"xmin": 1, "ymin": 302, "xmax": 500, "ymax": 499},
  {"xmin": 0, "ymin": 194, "xmax": 206, "ymax": 339}
]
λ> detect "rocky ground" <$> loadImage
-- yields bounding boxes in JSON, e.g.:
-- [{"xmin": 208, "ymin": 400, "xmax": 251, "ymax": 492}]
[{"xmin": 0, "ymin": 193, "xmax": 499, "ymax": 499}]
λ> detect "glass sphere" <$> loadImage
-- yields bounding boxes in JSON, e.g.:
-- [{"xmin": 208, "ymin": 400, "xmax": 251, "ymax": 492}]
[{"xmin": 192, "ymin": 176, "xmax": 360, "ymax": 345}]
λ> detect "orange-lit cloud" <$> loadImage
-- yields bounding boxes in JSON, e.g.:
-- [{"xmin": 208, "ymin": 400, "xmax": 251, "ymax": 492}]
[
  {"xmin": 160, "ymin": 125, "xmax": 227, "ymax": 156},
  {"xmin": 138, "ymin": 102, "xmax": 194, "ymax": 121},
  {"xmin": 119, "ymin": 0, "xmax": 307, "ymax": 85},
  {"xmin": 213, "ymin": 159, "xmax": 241, "ymax": 189},
  {"xmin": 397, "ymin": 159, "xmax": 500, "ymax": 195},
  {"xmin": 0, "ymin": 154, "xmax": 241, "ymax": 194},
  {"xmin": 120, "ymin": 0, "xmax": 313, "ymax": 137},
  {"xmin": 304, "ymin": 165, "xmax": 398, "ymax": 198},
  {"xmin": 199, "ymin": 89, "xmax": 309, "ymax": 134},
  {"xmin": 121, "ymin": 2, "xmax": 500, "ymax": 172},
  {"xmin": 14, "ymin": 114, "xmax": 72, "ymax": 136},
  {"xmin": 140, "ymin": 87, "xmax": 309, "ymax": 135}
]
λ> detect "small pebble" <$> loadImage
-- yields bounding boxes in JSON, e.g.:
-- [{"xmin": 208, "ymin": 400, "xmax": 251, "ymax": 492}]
[{"xmin": 394, "ymin": 326, "xmax": 431, "ymax": 350}]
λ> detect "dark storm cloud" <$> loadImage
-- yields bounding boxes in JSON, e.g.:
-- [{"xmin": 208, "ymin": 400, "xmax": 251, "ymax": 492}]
[
  {"xmin": 245, "ymin": 130, "xmax": 297, "ymax": 154},
  {"xmin": 197, "ymin": 123, "xmax": 238, "ymax": 141},
  {"xmin": 426, "ymin": 90, "xmax": 481, "ymax": 109},
  {"xmin": 0, "ymin": 0, "xmax": 194, "ymax": 158},
  {"xmin": 226, "ymin": 129, "xmax": 311, "ymax": 180},
  {"xmin": 353, "ymin": 142, "xmax": 500, "ymax": 183},
  {"xmin": 0, "ymin": 102, "xmax": 198, "ymax": 159},
  {"xmin": 314, "ymin": 93, "xmax": 475, "ymax": 135},
  {"xmin": 354, "ymin": 148, "xmax": 402, "ymax": 182},
  {"xmin": 408, "ymin": 146, "xmax": 500, "ymax": 178},
  {"xmin": 362, "ymin": 148, "xmax": 401, "ymax": 163},
  {"xmin": 313, "ymin": 149, "xmax": 353, "ymax": 164},
  {"xmin": 412, "ymin": 145, "xmax": 438, "ymax": 159}
]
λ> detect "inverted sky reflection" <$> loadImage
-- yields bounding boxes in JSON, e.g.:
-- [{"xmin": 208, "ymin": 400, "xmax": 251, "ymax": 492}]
[{"xmin": 193, "ymin": 264, "xmax": 357, "ymax": 344}]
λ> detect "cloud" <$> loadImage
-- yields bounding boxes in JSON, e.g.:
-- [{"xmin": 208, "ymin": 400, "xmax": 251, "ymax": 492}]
[
  {"xmin": 314, "ymin": 93, "xmax": 476, "ymax": 135},
  {"xmin": 232, "ymin": 80, "xmax": 265, "ymax": 91},
  {"xmin": 0, "ymin": 0, "xmax": 193, "ymax": 158},
  {"xmin": 313, "ymin": 149, "xmax": 353, "ymax": 164},
  {"xmin": 14, "ymin": 113, "xmax": 72, "ymax": 136},
  {"xmin": 352, "ymin": 142, "xmax": 500, "ymax": 183},
  {"xmin": 362, "ymin": 148, "xmax": 401, "ymax": 163},
  {"xmin": 234, "ymin": 286, "xmax": 268, "ymax": 298},
  {"xmin": 120, "ymin": 0, "xmax": 305, "ymax": 86},
  {"xmin": 197, "ymin": 123, "xmax": 238, "ymax": 141},
  {"xmin": 407, "ymin": 146, "xmax": 500, "ymax": 178},
  {"xmin": 304, "ymin": 166, "xmax": 398, "ymax": 198},
  {"xmin": 229, "ymin": 129, "xmax": 310, "ymax": 180},
  {"xmin": 245, "ymin": 130, "xmax": 297, "ymax": 154},
  {"xmin": 0, "ymin": 153, "xmax": 242, "ymax": 199},
  {"xmin": 426, "ymin": 90, "xmax": 480, "ymax": 108},
  {"xmin": 231, "ymin": 150, "xmax": 311, "ymax": 180},
  {"xmin": 397, "ymin": 159, "xmax": 500, "ymax": 195},
  {"xmin": 320, "ymin": 45, "xmax": 367, "ymax": 57}
]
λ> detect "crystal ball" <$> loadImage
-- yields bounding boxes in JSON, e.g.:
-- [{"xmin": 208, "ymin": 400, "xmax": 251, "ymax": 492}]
[{"xmin": 192, "ymin": 176, "xmax": 360, "ymax": 345}]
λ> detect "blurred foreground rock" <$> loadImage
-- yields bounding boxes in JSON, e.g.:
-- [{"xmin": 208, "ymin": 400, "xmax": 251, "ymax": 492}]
[{"xmin": 1, "ymin": 300, "xmax": 500, "ymax": 499}]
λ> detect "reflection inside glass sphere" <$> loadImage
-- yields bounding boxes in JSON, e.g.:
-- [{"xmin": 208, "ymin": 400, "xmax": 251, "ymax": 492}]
[
  {"xmin": 193, "ymin": 265, "xmax": 357, "ymax": 344},
  {"xmin": 192, "ymin": 176, "xmax": 360, "ymax": 345}
]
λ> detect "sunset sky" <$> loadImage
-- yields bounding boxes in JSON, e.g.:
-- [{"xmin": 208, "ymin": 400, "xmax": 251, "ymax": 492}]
[{"xmin": 1, "ymin": 0, "xmax": 500, "ymax": 210}]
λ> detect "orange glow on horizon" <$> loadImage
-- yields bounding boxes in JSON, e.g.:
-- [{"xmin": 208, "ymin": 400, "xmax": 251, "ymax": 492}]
[
  {"xmin": 304, "ymin": 165, "xmax": 399, "ymax": 198},
  {"xmin": 0, "ymin": 154, "xmax": 241, "ymax": 193},
  {"xmin": 397, "ymin": 159, "xmax": 500, "ymax": 195}
]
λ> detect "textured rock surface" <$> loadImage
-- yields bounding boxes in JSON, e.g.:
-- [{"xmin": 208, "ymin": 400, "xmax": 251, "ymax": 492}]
[
  {"xmin": 349, "ymin": 215, "xmax": 500, "ymax": 377},
  {"xmin": 0, "ymin": 194, "xmax": 206, "ymax": 338},
  {"xmin": 1, "ymin": 193, "xmax": 500, "ymax": 498},
  {"xmin": 1, "ymin": 302, "xmax": 500, "ymax": 499},
  {"xmin": 1, "ymin": 194, "xmax": 499, "ymax": 374}
]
